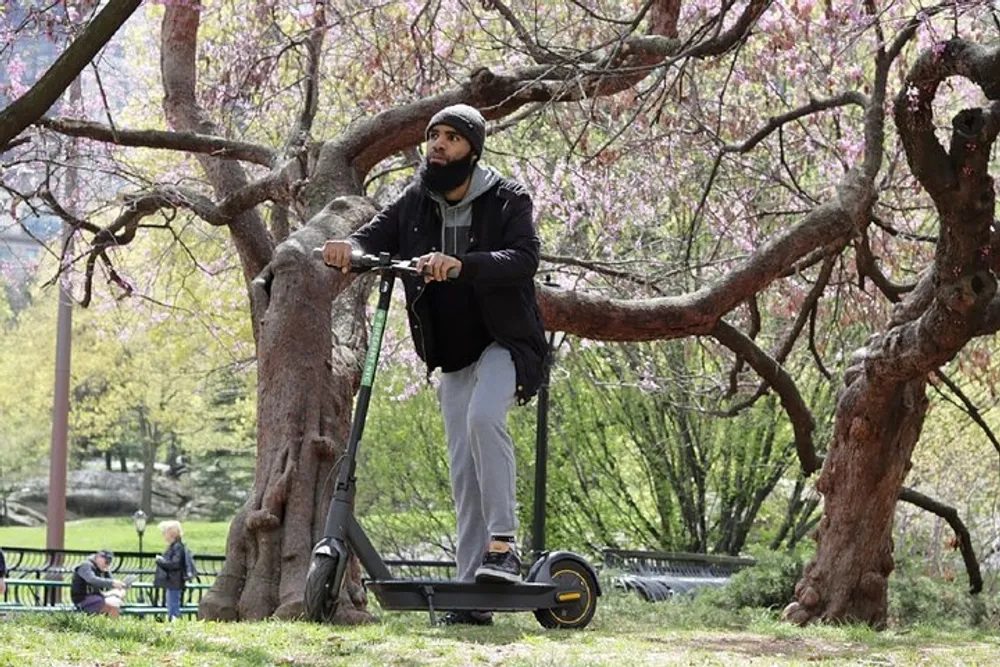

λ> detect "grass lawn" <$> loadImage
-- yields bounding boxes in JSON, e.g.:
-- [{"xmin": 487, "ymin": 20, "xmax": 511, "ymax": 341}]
[
  {"xmin": 0, "ymin": 591, "xmax": 998, "ymax": 666},
  {"xmin": 0, "ymin": 518, "xmax": 230, "ymax": 555}
]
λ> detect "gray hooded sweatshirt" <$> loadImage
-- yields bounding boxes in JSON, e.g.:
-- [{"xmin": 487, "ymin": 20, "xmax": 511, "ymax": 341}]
[
  {"xmin": 422, "ymin": 163, "xmax": 502, "ymax": 373},
  {"xmin": 426, "ymin": 164, "xmax": 501, "ymax": 256}
]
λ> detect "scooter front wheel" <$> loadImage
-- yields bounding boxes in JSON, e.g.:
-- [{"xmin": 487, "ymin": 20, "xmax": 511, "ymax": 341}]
[
  {"xmin": 304, "ymin": 553, "xmax": 341, "ymax": 622},
  {"xmin": 533, "ymin": 558, "xmax": 598, "ymax": 629}
]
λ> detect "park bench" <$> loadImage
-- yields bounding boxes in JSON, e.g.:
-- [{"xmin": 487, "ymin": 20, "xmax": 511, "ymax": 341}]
[
  {"xmin": 0, "ymin": 577, "xmax": 205, "ymax": 618},
  {"xmin": 0, "ymin": 546, "xmax": 222, "ymax": 619},
  {"xmin": 603, "ymin": 548, "xmax": 756, "ymax": 602}
]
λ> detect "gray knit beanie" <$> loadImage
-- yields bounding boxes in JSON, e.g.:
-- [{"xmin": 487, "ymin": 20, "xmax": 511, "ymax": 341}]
[{"xmin": 426, "ymin": 104, "xmax": 486, "ymax": 158}]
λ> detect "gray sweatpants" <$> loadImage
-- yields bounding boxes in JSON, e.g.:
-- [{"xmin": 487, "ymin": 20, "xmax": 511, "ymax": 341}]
[{"xmin": 439, "ymin": 342, "xmax": 519, "ymax": 582}]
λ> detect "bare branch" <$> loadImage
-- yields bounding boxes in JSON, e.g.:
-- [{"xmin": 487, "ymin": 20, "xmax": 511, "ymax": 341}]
[
  {"xmin": 54, "ymin": 172, "xmax": 289, "ymax": 307},
  {"xmin": 38, "ymin": 117, "xmax": 276, "ymax": 166},
  {"xmin": 482, "ymin": 0, "xmax": 562, "ymax": 64},
  {"xmin": 808, "ymin": 303, "xmax": 832, "ymax": 380},
  {"xmin": 930, "ymin": 370, "xmax": 1000, "ymax": 465},
  {"xmin": 0, "ymin": 0, "xmax": 142, "ymax": 151},
  {"xmin": 39, "ymin": 188, "xmax": 101, "ymax": 234},
  {"xmin": 898, "ymin": 486, "xmax": 982, "ymax": 595},
  {"xmin": 725, "ymin": 296, "xmax": 760, "ymax": 398},
  {"xmin": 284, "ymin": 2, "xmax": 327, "ymax": 153},
  {"xmin": 721, "ymin": 252, "xmax": 839, "ymax": 416},
  {"xmin": 162, "ymin": 3, "xmax": 275, "ymax": 289},
  {"xmin": 688, "ymin": 93, "xmax": 867, "ymax": 260},
  {"xmin": 854, "ymin": 231, "xmax": 914, "ymax": 302},
  {"xmin": 711, "ymin": 320, "xmax": 821, "ymax": 475},
  {"xmin": 311, "ymin": 1, "xmax": 770, "ymax": 199},
  {"xmin": 676, "ymin": 0, "xmax": 769, "ymax": 59},
  {"xmin": 540, "ymin": 252, "xmax": 665, "ymax": 294}
]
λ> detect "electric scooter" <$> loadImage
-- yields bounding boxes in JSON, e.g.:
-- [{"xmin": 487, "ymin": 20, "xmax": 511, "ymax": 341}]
[{"xmin": 304, "ymin": 250, "xmax": 600, "ymax": 629}]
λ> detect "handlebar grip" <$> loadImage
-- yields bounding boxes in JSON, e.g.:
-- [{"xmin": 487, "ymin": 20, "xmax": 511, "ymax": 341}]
[
  {"xmin": 313, "ymin": 247, "xmax": 459, "ymax": 279},
  {"xmin": 312, "ymin": 247, "xmax": 368, "ymax": 272}
]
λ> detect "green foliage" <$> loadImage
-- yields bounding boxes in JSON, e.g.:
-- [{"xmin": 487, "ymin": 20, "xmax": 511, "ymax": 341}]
[
  {"xmin": 888, "ymin": 568, "xmax": 974, "ymax": 628},
  {"xmin": 191, "ymin": 452, "xmax": 254, "ymax": 522},
  {"xmin": 886, "ymin": 558, "xmax": 1000, "ymax": 630},
  {"xmin": 534, "ymin": 339, "xmax": 823, "ymax": 556},
  {"xmin": 697, "ymin": 551, "xmax": 805, "ymax": 610},
  {"xmin": 0, "ymin": 230, "xmax": 256, "ymax": 497},
  {"xmin": 683, "ymin": 552, "xmax": 1000, "ymax": 631}
]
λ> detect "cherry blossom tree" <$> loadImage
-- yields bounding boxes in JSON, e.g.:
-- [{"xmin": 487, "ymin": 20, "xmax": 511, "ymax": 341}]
[{"xmin": 4, "ymin": 0, "xmax": 1000, "ymax": 626}]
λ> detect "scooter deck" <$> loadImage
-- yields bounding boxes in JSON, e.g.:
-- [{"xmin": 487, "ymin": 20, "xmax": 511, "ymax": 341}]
[{"xmin": 367, "ymin": 579, "xmax": 558, "ymax": 611}]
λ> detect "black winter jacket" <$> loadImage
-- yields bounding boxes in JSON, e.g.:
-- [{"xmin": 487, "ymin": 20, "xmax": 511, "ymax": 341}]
[
  {"xmin": 350, "ymin": 176, "xmax": 548, "ymax": 403},
  {"xmin": 153, "ymin": 541, "xmax": 186, "ymax": 590},
  {"xmin": 70, "ymin": 558, "xmax": 113, "ymax": 604}
]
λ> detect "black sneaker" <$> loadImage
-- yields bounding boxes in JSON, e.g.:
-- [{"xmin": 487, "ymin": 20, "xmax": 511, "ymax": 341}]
[
  {"xmin": 439, "ymin": 610, "xmax": 494, "ymax": 626},
  {"xmin": 474, "ymin": 548, "xmax": 522, "ymax": 583}
]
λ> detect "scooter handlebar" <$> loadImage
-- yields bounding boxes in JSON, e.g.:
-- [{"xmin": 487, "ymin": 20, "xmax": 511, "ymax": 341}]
[{"xmin": 313, "ymin": 248, "xmax": 459, "ymax": 279}]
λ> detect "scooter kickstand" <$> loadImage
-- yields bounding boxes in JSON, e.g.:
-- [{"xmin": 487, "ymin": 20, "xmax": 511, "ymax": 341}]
[{"xmin": 421, "ymin": 584, "xmax": 437, "ymax": 625}]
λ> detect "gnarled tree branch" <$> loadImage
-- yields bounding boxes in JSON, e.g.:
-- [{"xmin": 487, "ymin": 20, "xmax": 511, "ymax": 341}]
[
  {"xmin": 536, "ymin": 171, "xmax": 866, "ymax": 341},
  {"xmin": 38, "ymin": 117, "xmax": 276, "ymax": 166},
  {"xmin": 711, "ymin": 320, "xmax": 821, "ymax": 475},
  {"xmin": 721, "ymin": 251, "xmax": 839, "ymax": 418},
  {"xmin": 898, "ymin": 486, "xmax": 982, "ymax": 595},
  {"xmin": 161, "ymin": 2, "xmax": 275, "ymax": 291},
  {"xmin": 305, "ymin": 0, "xmax": 769, "ymax": 206}
]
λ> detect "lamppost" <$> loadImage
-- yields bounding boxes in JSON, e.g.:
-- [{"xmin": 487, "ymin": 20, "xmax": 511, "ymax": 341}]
[
  {"xmin": 531, "ymin": 275, "xmax": 565, "ymax": 558},
  {"xmin": 132, "ymin": 509, "xmax": 147, "ymax": 555}
]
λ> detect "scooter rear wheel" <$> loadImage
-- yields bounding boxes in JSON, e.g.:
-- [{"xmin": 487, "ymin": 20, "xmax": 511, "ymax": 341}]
[
  {"xmin": 304, "ymin": 553, "xmax": 340, "ymax": 622},
  {"xmin": 533, "ymin": 558, "xmax": 598, "ymax": 629}
]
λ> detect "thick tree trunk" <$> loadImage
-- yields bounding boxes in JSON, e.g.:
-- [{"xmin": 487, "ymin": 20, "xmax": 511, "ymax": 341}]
[
  {"xmin": 783, "ymin": 374, "xmax": 928, "ymax": 627},
  {"xmin": 199, "ymin": 197, "xmax": 377, "ymax": 622},
  {"xmin": 784, "ymin": 44, "xmax": 1000, "ymax": 626},
  {"xmin": 160, "ymin": 3, "xmax": 384, "ymax": 622}
]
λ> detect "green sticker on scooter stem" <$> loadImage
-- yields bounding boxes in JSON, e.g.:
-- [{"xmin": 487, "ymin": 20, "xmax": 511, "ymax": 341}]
[{"xmin": 361, "ymin": 308, "xmax": 387, "ymax": 387}]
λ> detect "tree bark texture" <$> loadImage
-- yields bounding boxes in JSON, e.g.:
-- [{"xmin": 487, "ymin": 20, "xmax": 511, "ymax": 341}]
[
  {"xmin": 157, "ymin": 3, "xmax": 382, "ymax": 621},
  {"xmin": 199, "ymin": 197, "xmax": 377, "ymax": 622},
  {"xmin": 783, "ymin": 40, "xmax": 1000, "ymax": 627}
]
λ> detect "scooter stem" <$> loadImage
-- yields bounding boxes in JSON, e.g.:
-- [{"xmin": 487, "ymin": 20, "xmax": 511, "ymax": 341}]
[{"xmin": 324, "ymin": 269, "xmax": 396, "ymax": 537}]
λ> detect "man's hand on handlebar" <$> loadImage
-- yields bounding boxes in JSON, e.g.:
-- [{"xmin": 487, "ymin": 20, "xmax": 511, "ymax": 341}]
[
  {"xmin": 321, "ymin": 240, "xmax": 354, "ymax": 273},
  {"xmin": 415, "ymin": 252, "xmax": 462, "ymax": 283}
]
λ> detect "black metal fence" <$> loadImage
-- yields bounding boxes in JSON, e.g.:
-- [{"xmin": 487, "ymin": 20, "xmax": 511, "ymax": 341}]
[
  {"xmin": 0, "ymin": 545, "xmax": 224, "ymax": 609},
  {"xmin": 1, "ymin": 545, "xmax": 224, "ymax": 581},
  {"xmin": 2, "ymin": 544, "xmax": 756, "ymax": 608},
  {"xmin": 603, "ymin": 549, "xmax": 756, "ymax": 577},
  {"xmin": 0, "ymin": 546, "xmax": 460, "ymax": 610}
]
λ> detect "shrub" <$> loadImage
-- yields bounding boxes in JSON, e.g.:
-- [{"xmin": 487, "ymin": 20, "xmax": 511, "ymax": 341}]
[
  {"xmin": 886, "ymin": 558, "xmax": 1000, "ymax": 628},
  {"xmin": 697, "ymin": 550, "xmax": 804, "ymax": 610}
]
